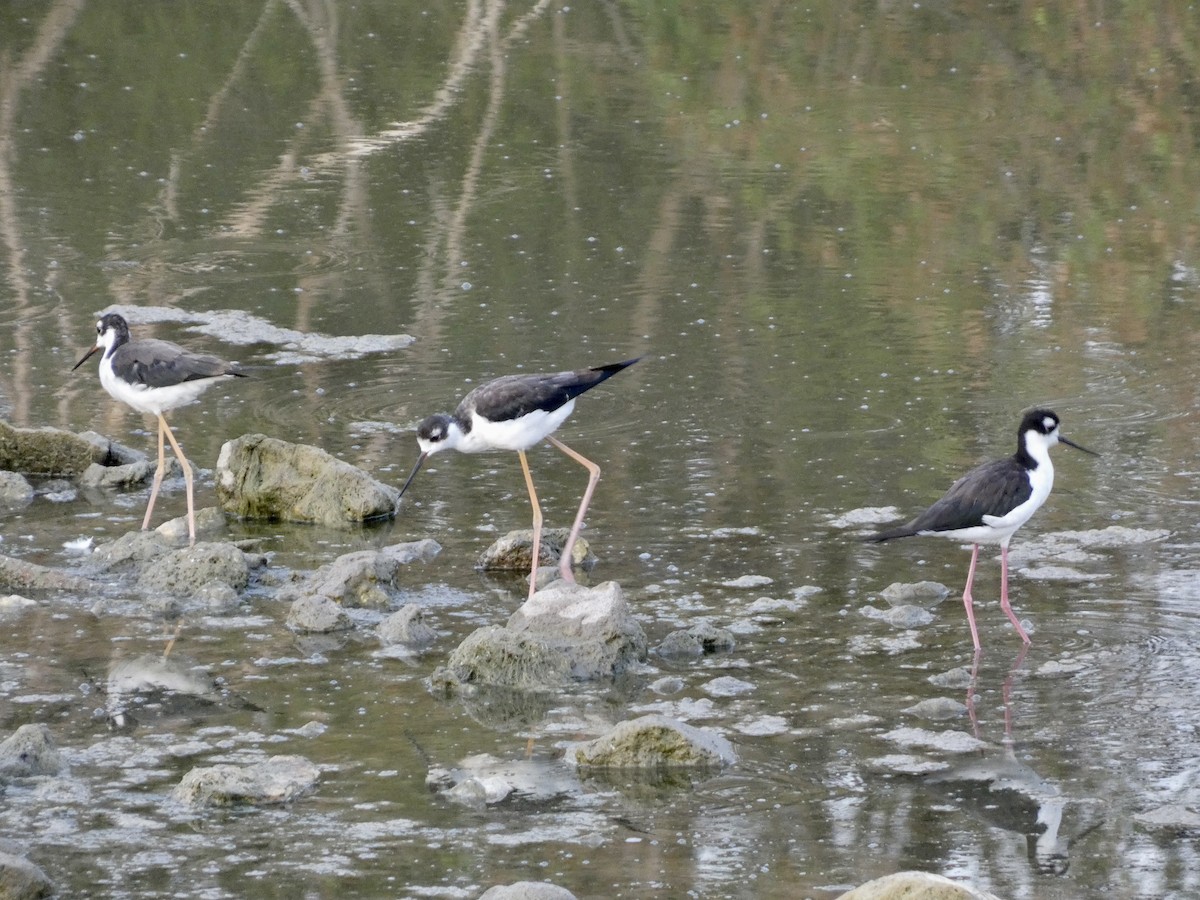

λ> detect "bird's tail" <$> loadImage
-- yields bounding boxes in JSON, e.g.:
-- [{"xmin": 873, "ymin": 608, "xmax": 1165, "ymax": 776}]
[{"xmin": 862, "ymin": 526, "xmax": 918, "ymax": 543}]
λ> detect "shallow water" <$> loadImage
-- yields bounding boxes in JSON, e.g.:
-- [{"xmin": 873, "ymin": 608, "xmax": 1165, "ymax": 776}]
[{"xmin": 2, "ymin": 2, "xmax": 1200, "ymax": 897}]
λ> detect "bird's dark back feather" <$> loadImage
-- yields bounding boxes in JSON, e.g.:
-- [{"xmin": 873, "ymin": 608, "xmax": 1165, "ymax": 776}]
[
  {"xmin": 113, "ymin": 339, "xmax": 241, "ymax": 389},
  {"xmin": 457, "ymin": 358, "xmax": 639, "ymax": 425}
]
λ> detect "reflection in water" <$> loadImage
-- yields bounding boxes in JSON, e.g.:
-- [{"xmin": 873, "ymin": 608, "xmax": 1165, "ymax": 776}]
[{"xmin": 925, "ymin": 648, "xmax": 1102, "ymax": 877}]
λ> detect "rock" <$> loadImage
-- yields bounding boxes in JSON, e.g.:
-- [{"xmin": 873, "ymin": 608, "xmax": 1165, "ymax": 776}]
[
  {"xmin": 87, "ymin": 530, "xmax": 172, "ymax": 573},
  {"xmin": 283, "ymin": 540, "xmax": 441, "ymax": 610},
  {"xmin": 701, "ymin": 676, "xmax": 755, "ymax": 697},
  {"xmin": 0, "ymin": 851, "xmax": 53, "ymax": 899},
  {"xmin": 0, "ymin": 555, "xmax": 92, "ymax": 593},
  {"xmin": 479, "ymin": 882, "xmax": 578, "ymax": 900},
  {"xmin": 720, "ymin": 574, "xmax": 774, "ymax": 588},
  {"xmin": 654, "ymin": 622, "xmax": 735, "ymax": 658},
  {"xmin": 0, "ymin": 724, "xmax": 63, "ymax": 777},
  {"xmin": 881, "ymin": 726, "xmax": 987, "ymax": 754},
  {"xmin": 860, "ymin": 604, "xmax": 936, "ymax": 628},
  {"xmin": 1135, "ymin": 804, "xmax": 1200, "ymax": 831},
  {"xmin": 136, "ymin": 542, "xmax": 249, "ymax": 598},
  {"xmin": 0, "ymin": 595, "xmax": 36, "ymax": 613},
  {"xmin": 879, "ymin": 581, "xmax": 950, "ymax": 606},
  {"xmin": 835, "ymin": 871, "xmax": 1003, "ymax": 899},
  {"xmin": 216, "ymin": 433, "xmax": 399, "ymax": 526},
  {"xmin": 431, "ymin": 581, "xmax": 646, "ymax": 690},
  {"xmin": 904, "ymin": 698, "xmax": 968, "ymax": 720},
  {"xmin": 153, "ymin": 507, "xmax": 227, "ymax": 544},
  {"xmin": 78, "ymin": 459, "xmax": 156, "ymax": 488},
  {"xmin": 566, "ymin": 715, "xmax": 736, "ymax": 769},
  {"xmin": 0, "ymin": 471, "xmax": 33, "ymax": 507},
  {"xmin": 286, "ymin": 595, "xmax": 353, "ymax": 633},
  {"xmin": 78, "ymin": 430, "xmax": 147, "ymax": 466},
  {"xmin": 173, "ymin": 755, "xmax": 320, "ymax": 807},
  {"xmin": 476, "ymin": 529, "xmax": 594, "ymax": 573},
  {"xmin": 378, "ymin": 604, "xmax": 437, "ymax": 646},
  {"xmin": 0, "ymin": 420, "xmax": 94, "ymax": 476}
]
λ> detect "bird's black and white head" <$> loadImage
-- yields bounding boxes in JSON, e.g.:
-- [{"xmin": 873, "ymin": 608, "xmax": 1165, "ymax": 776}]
[
  {"xmin": 1018, "ymin": 408, "xmax": 1096, "ymax": 466},
  {"xmin": 398, "ymin": 413, "xmax": 467, "ymax": 500},
  {"xmin": 72, "ymin": 312, "xmax": 131, "ymax": 371}
]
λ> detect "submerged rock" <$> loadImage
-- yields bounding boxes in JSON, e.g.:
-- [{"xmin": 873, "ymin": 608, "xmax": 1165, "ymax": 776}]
[
  {"xmin": 283, "ymin": 540, "xmax": 440, "ymax": 610},
  {"xmin": 173, "ymin": 755, "xmax": 320, "ymax": 808},
  {"xmin": 0, "ymin": 725, "xmax": 63, "ymax": 778},
  {"xmin": 286, "ymin": 595, "xmax": 353, "ymax": 633},
  {"xmin": 654, "ymin": 622, "xmax": 735, "ymax": 658},
  {"xmin": 136, "ymin": 541, "xmax": 250, "ymax": 598},
  {"xmin": 0, "ymin": 420, "xmax": 94, "ymax": 476},
  {"xmin": 566, "ymin": 715, "xmax": 736, "ymax": 769},
  {"xmin": 479, "ymin": 883, "xmax": 578, "ymax": 900},
  {"xmin": 0, "ymin": 471, "xmax": 33, "ymax": 507},
  {"xmin": 216, "ymin": 433, "xmax": 398, "ymax": 526},
  {"xmin": 378, "ymin": 604, "xmax": 437, "ymax": 646},
  {"xmin": 476, "ymin": 528, "xmax": 594, "ymax": 573},
  {"xmin": 431, "ymin": 581, "xmax": 646, "ymax": 691},
  {"xmin": 88, "ymin": 530, "xmax": 172, "ymax": 573},
  {"xmin": 0, "ymin": 555, "xmax": 92, "ymax": 593},
  {"xmin": 879, "ymin": 581, "xmax": 950, "ymax": 606},
  {"xmin": 835, "ymin": 871, "xmax": 1002, "ymax": 899},
  {"xmin": 0, "ymin": 850, "xmax": 53, "ymax": 899},
  {"xmin": 105, "ymin": 654, "xmax": 236, "ymax": 729},
  {"xmin": 429, "ymin": 753, "xmax": 580, "ymax": 809}
]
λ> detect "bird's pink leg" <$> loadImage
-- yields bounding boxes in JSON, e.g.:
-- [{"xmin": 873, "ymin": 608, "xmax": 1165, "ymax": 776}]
[
  {"xmin": 159, "ymin": 415, "xmax": 196, "ymax": 546},
  {"xmin": 518, "ymin": 450, "xmax": 543, "ymax": 599},
  {"xmin": 963, "ymin": 543, "xmax": 982, "ymax": 653},
  {"xmin": 142, "ymin": 416, "xmax": 168, "ymax": 531},
  {"xmin": 999, "ymin": 543, "xmax": 1031, "ymax": 644},
  {"xmin": 547, "ymin": 436, "xmax": 601, "ymax": 583}
]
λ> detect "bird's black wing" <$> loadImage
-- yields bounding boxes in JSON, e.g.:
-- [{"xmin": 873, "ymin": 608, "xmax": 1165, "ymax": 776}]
[
  {"xmin": 459, "ymin": 359, "xmax": 639, "ymax": 423},
  {"xmin": 868, "ymin": 457, "xmax": 1032, "ymax": 540},
  {"xmin": 114, "ymin": 340, "xmax": 240, "ymax": 388}
]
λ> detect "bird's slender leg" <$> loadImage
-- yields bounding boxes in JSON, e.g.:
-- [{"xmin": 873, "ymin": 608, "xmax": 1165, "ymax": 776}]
[
  {"xmin": 547, "ymin": 436, "xmax": 601, "ymax": 583},
  {"xmin": 998, "ymin": 543, "xmax": 1031, "ymax": 644},
  {"xmin": 159, "ymin": 415, "xmax": 196, "ymax": 546},
  {"xmin": 962, "ymin": 543, "xmax": 982, "ymax": 653},
  {"xmin": 517, "ymin": 450, "xmax": 543, "ymax": 599},
  {"xmin": 142, "ymin": 416, "xmax": 169, "ymax": 531}
]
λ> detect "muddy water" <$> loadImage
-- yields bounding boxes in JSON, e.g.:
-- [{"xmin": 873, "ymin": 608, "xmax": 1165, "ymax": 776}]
[{"xmin": 3, "ymin": 2, "xmax": 1200, "ymax": 898}]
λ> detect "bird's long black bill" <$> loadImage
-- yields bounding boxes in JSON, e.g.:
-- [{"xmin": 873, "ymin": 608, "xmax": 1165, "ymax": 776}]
[
  {"xmin": 1060, "ymin": 435, "xmax": 1099, "ymax": 456},
  {"xmin": 398, "ymin": 452, "xmax": 428, "ymax": 500},
  {"xmin": 71, "ymin": 345, "xmax": 100, "ymax": 371}
]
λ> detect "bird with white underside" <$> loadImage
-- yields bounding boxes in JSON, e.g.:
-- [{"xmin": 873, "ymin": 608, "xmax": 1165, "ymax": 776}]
[
  {"xmin": 398, "ymin": 358, "xmax": 640, "ymax": 599},
  {"xmin": 865, "ymin": 408, "xmax": 1097, "ymax": 653},
  {"xmin": 73, "ymin": 312, "xmax": 245, "ymax": 545}
]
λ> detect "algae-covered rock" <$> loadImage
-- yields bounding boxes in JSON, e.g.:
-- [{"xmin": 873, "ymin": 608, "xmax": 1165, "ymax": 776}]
[{"xmin": 216, "ymin": 433, "xmax": 398, "ymax": 526}]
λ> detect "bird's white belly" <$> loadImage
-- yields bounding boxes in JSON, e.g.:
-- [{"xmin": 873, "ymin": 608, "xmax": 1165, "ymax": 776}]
[
  {"xmin": 99, "ymin": 365, "xmax": 218, "ymax": 415},
  {"xmin": 461, "ymin": 400, "xmax": 575, "ymax": 452}
]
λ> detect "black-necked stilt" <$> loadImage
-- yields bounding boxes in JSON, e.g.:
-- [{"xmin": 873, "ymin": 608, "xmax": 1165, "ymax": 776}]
[
  {"xmin": 73, "ymin": 312, "xmax": 244, "ymax": 545},
  {"xmin": 398, "ymin": 358, "xmax": 640, "ymax": 598},
  {"xmin": 866, "ymin": 408, "xmax": 1096, "ymax": 653}
]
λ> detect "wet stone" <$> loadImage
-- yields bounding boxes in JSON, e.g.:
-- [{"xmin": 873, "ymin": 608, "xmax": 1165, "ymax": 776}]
[
  {"xmin": 720, "ymin": 574, "xmax": 773, "ymax": 589},
  {"xmin": 476, "ymin": 528, "xmax": 594, "ymax": 573},
  {"xmin": 928, "ymin": 667, "xmax": 975, "ymax": 689},
  {"xmin": 835, "ymin": 870, "xmax": 1003, "ymax": 900},
  {"xmin": 0, "ymin": 471, "xmax": 33, "ymax": 508},
  {"xmin": 283, "ymin": 540, "xmax": 441, "ymax": 610},
  {"xmin": 859, "ymin": 604, "xmax": 935, "ymax": 628},
  {"xmin": 432, "ymin": 581, "xmax": 646, "ymax": 690},
  {"xmin": 0, "ymin": 420, "xmax": 94, "ymax": 476},
  {"xmin": 879, "ymin": 581, "xmax": 950, "ymax": 606},
  {"xmin": 87, "ymin": 530, "xmax": 171, "ymax": 574},
  {"xmin": 882, "ymin": 726, "xmax": 987, "ymax": 754},
  {"xmin": 173, "ymin": 754, "xmax": 320, "ymax": 808},
  {"xmin": 701, "ymin": 676, "xmax": 755, "ymax": 698},
  {"xmin": 136, "ymin": 542, "xmax": 250, "ymax": 598},
  {"xmin": 1134, "ymin": 804, "xmax": 1200, "ymax": 831},
  {"xmin": 904, "ymin": 697, "xmax": 969, "ymax": 720},
  {"xmin": 216, "ymin": 433, "xmax": 399, "ymax": 526},
  {"xmin": 653, "ymin": 622, "xmax": 736, "ymax": 658},
  {"xmin": 286, "ymin": 595, "xmax": 353, "ymax": 634},
  {"xmin": 566, "ymin": 714, "xmax": 736, "ymax": 769},
  {"xmin": 0, "ymin": 724, "xmax": 63, "ymax": 778},
  {"xmin": 0, "ymin": 555, "xmax": 92, "ymax": 593},
  {"xmin": 378, "ymin": 604, "xmax": 437, "ymax": 647},
  {"xmin": 0, "ymin": 850, "xmax": 53, "ymax": 899},
  {"xmin": 479, "ymin": 882, "xmax": 579, "ymax": 900}
]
